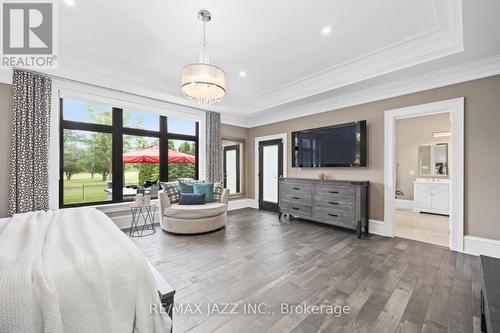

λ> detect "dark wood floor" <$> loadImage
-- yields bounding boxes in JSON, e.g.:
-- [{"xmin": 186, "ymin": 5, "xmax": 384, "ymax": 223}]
[{"xmin": 130, "ymin": 208, "xmax": 481, "ymax": 333}]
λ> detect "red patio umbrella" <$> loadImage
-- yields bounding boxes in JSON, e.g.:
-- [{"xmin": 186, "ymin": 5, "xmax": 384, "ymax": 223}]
[{"xmin": 123, "ymin": 145, "xmax": 195, "ymax": 164}]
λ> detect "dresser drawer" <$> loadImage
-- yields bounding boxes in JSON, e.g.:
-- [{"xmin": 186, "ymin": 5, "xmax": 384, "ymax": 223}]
[
  {"xmin": 280, "ymin": 202, "xmax": 312, "ymax": 217},
  {"xmin": 315, "ymin": 185, "xmax": 356, "ymax": 203},
  {"xmin": 279, "ymin": 191, "xmax": 312, "ymax": 206},
  {"xmin": 314, "ymin": 200, "xmax": 355, "ymax": 216},
  {"xmin": 313, "ymin": 208, "xmax": 356, "ymax": 229},
  {"xmin": 280, "ymin": 182, "xmax": 312, "ymax": 195}
]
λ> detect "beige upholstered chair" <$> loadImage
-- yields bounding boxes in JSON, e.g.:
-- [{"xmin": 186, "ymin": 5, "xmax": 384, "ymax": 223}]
[{"xmin": 158, "ymin": 188, "xmax": 229, "ymax": 234}]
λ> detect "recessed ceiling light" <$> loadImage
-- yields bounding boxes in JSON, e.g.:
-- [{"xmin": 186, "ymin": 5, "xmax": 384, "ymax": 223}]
[
  {"xmin": 239, "ymin": 71, "xmax": 247, "ymax": 78},
  {"xmin": 321, "ymin": 26, "xmax": 332, "ymax": 36},
  {"xmin": 64, "ymin": 0, "xmax": 75, "ymax": 6}
]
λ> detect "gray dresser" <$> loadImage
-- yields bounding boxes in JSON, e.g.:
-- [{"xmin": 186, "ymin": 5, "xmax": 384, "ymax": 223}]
[{"xmin": 278, "ymin": 178, "xmax": 369, "ymax": 238}]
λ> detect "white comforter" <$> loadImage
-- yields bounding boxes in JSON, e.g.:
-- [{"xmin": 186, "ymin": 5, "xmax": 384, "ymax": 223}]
[{"xmin": 0, "ymin": 208, "xmax": 171, "ymax": 333}]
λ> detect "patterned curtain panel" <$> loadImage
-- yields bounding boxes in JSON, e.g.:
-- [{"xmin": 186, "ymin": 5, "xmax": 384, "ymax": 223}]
[
  {"xmin": 205, "ymin": 111, "xmax": 223, "ymax": 182},
  {"xmin": 9, "ymin": 70, "xmax": 52, "ymax": 215}
]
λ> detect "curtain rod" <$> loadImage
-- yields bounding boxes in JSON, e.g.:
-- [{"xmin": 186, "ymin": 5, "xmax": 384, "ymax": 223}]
[{"xmin": 13, "ymin": 67, "xmax": 207, "ymax": 112}]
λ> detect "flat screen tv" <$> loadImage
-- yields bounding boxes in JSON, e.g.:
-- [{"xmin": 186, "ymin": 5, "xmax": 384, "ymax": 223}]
[{"xmin": 292, "ymin": 121, "xmax": 367, "ymax": 167}]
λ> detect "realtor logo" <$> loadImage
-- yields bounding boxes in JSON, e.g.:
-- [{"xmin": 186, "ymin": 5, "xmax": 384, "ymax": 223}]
[{"xmin": 1, "ymin": 0, "xmax": 58, "ymax": 68}]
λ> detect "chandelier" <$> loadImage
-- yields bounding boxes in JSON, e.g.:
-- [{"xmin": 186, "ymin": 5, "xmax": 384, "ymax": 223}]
[{"xmin": 181, "ymin": 10, "xmax": 226, "ymax": 108}]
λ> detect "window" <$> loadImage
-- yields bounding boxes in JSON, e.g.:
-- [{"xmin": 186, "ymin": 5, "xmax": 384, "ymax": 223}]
[
  {"xmin": 168, "ymin": 117, "xmax": 197, "ymax": 136},
  {"xmin": 62, "ymin": 98, "xmax": 112, "ymax": 125},
  {"xmin": 60, "ymin": 98, "xmax": 199, "ymax": 207},
  {"xmin": 168, "ymin": 139, "xmax": 196, "ymax": 181},
  {"xmin": 62, "ymin": 129, "xmax": 112, "ymax": 205},
  {"xmin": 123, "ymin": 135, "xmax": 160, "ymax": 200},
  {"xmin": 123, "ymin": 108, "xmax": 159, "ymax": 131}
]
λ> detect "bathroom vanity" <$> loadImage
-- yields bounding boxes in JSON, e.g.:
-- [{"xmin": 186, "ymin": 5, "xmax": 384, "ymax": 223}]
[{"xmin": 413, "ymin": 178, "xmax": 449, "ymax": 215}]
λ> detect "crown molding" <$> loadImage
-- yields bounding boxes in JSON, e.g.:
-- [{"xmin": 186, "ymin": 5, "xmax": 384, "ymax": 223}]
[
  {"xmin": 247, "ymin": 0, "xmax": 463, "ymax": 113},
  {"xmin": 247, "ymin": 54, "xmax": 500, "ymax": 127}
]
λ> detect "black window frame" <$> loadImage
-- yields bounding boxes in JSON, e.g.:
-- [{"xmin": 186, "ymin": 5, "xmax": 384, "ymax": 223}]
[{"xmin": 59, "ymin": 98, "xmax": 199, "ymax": 208}]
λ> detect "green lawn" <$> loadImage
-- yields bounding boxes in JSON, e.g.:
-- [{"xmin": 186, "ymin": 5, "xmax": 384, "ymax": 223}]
[{"xmin": 63, "ymin": 171, "xmax": 139, "ymax": 205}]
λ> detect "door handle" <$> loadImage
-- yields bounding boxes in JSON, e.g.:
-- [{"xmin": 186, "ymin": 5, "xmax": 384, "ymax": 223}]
[
  {"xmin": 328, "ymin": 213, "xmax": 338, "ymax": 217},
  {"xmin": 328, "ymin": 202, "xmax": 339, "ymax": 205},
  {"xmin": 291, "ymin": 196, "xmax": 300, "ymax": 200},
  {"xmin": 291, "ymin": 207, "xmax": 300, "ymax": 210},
  {"xmin": 328, "ymin": 191, "xmax": 339, "ymax": 194}
]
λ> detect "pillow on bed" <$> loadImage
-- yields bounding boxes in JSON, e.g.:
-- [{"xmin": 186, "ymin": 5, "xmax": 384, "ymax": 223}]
[
  {"xmin": 160, "ymin": 181, "xmax": 180, "ymax": 204},
  {"xmin": 178, "ymin": 193, "xmax": 205, "ymax": 205}
]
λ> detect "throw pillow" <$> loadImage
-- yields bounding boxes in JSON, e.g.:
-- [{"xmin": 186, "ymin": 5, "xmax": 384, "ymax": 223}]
[
  {"xmin": 193, "ymin": 182, "xmax": 214, "ymax": 203},
  {"xmin": 179, "ymin": 182, "xmax": 194, "ymax": 194},
  {"xmin": 213, "ymin": 182, "xmax": 224, "ymax": 202},
  {"xmin": 160, "ymin": 181, "xmax": 180, "ymax": 204},
  {"xmin": 178, "ymin": 193, "xmax": 205, "ymax": 205},
  {"xmin": 179, "ymin": 178, "xmax": 204, "ymax": 184}
]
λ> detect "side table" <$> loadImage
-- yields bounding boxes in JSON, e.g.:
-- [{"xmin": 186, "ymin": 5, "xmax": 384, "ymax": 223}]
[{"xmin": 129, "ymin": 202, "xmax": 157, "ymax": 237}]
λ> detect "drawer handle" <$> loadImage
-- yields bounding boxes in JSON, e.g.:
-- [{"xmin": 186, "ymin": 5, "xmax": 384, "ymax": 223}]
[
  {"xmin": 292, "ymin": 207, "xmax": 300, "ymax": 210},
  {"xmin": 328, "ymin": 202, "xmax": 339, "ymax": 205},
  {"xmin": 328, "ymin": 213, "xmax": 338, "ymax": 217},
  {"xmin": 291, "ymin": 196, "xmax": 300, "ymax": 200},
  {"xmin": 292, "ymin": 187, "xmax": 300, "ymax": 190},
  {"xmin": 328, "ymin": 191, "xmax": 339, "ymax": 194}
]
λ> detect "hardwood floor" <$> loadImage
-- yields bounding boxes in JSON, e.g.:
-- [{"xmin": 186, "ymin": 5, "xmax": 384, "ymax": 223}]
[{"xmin": 130, "ymin": 208, "xmax": 480, "ymax": 333}]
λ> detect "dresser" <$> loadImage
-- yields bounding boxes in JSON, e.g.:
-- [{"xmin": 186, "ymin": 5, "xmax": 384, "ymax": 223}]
[
  {"xmin": 413, "ymin": 179, "xmax": 449, "ymax": 215},
  {"xmin": 480, "ymin": 255, "xmax": 500, "ymax": 333},
  {"xmin": 278, "ymin": 178, "xmax": 369, "ymax": 238}
]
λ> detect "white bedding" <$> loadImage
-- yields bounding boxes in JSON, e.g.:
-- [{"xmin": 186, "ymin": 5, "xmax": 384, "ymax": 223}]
[{"xmin": 0, "ymin": 208, "xmax": 171, "ymax": 333}]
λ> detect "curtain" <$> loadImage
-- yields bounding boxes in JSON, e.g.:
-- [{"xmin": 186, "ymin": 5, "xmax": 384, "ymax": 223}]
[
  {"xmin": 9, "ymin": 69, "xmax": 52, "ymax": 215},
  {"xmin": 205, "ymin": 111, "xmax": 223, "ymax": 182}
]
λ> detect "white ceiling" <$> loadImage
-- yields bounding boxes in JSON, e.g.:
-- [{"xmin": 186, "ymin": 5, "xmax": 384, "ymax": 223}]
[{"xmin": 10, "ymin": 0, "xmax": 500, "ymax": 126}]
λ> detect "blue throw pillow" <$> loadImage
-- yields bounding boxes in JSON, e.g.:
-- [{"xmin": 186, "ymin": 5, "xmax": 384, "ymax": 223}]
[
  {"xmin": 193, "ymin": 182, "xmax": 214, "ymax": 203},
  {"xmin": 178, "ymin": 193, "xmax": 205, "ymax": 205},
  {"xmin": 179, "ymin": 182, "xmax": 194, "ymax": 194}
]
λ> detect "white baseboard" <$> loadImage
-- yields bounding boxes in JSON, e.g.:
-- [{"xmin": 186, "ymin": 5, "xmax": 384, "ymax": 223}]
[
  {"xmin": 227, "ymin": 198, "xmax": 258, "ymax": 211},
  {"xmin": 395, "ymin": 199, "xmax": 414, "ymax": 210},
  {"xmin": 369, "ymin": 219, "xmax": 387, "ymax": 237},
  {"xmin": 463, "ymin": 236, "xmax": 500, "ymax": 259}
]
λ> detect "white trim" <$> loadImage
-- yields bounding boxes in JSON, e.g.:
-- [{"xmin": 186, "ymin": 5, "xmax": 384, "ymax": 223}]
[
  {"xmin": 368, "ymin": 219, "xmax": 387, "ymax": 237},
  {"xmin": 254, "ymin": 133, "xmax": 288, "ymax": 202},
  {"xmin": 464, "ymin": 236, "xmax": 500, "ymax": 259},
  {"xmin": 384, "ymin": 97, "xmax": 464, "ymax": 252},
  {"xmin": 247, "ymin": 54, "xmax": 500, "ymax": 127},
  {"xmin": 247, "ymin": 0, "xmax": 463, "ymax": 112},
  {"xmin": 3, "ymin": 53, "xmax": 500, "ymax": 130},
  {"xmin": 227, "ymin": 198, "xmax": 259, "ymax": 211},
  {"xmin": 395, "ymin": 199, "xmax": 414, "ymax": 210}
]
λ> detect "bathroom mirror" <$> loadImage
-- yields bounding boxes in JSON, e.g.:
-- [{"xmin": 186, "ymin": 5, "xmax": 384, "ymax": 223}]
[{"xmin": 419, "ymin": 143, "xmax": 448, "ymax": 176}]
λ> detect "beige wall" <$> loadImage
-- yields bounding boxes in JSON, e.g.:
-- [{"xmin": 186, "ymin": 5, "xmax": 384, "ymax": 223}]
[
  {"xmin": 0, "ymin": 83, "xmax": 11, "ymax": 217},
  {"xmin": 244, "ymin": 75, "xmax": 500, "ymax": 240},
  {"xmin": 396, "ymin": 113, "xmax": 450, "ymax": 200}
]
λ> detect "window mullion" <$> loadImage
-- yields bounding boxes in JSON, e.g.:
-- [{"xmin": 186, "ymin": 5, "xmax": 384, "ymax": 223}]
[{"xmin": 111, "ymin": 107, "xmax": 123, "ymax": 202}]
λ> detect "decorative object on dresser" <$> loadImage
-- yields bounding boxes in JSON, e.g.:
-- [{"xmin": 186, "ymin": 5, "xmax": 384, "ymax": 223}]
[
  {"xmin": 413, "ymin": 178, "xmax": 449, "ymax": 215},
  {"xmin": 278, "ymin": 178, "xmax": 369, "ymax": 238},
  {"xmin": 480, "ymin": 255, "xmax": 500, "ymax": 333}
]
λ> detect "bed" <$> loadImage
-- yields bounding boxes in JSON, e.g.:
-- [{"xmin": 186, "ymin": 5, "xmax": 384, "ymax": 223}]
[{"xmin": 0, "ymin": 208, "xmax": 172, "ymax": 333}]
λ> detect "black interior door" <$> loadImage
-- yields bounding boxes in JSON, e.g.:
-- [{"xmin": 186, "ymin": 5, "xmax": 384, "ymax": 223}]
[{"xmin": 259, "ymin": 139, "xmax": 283, "ymax": 212}]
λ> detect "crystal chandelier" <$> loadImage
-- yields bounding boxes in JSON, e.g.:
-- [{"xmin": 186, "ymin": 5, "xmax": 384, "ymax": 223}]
[{"xmin": 181, "ymin": 10, "xmax": 226, "ymax": 108}]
